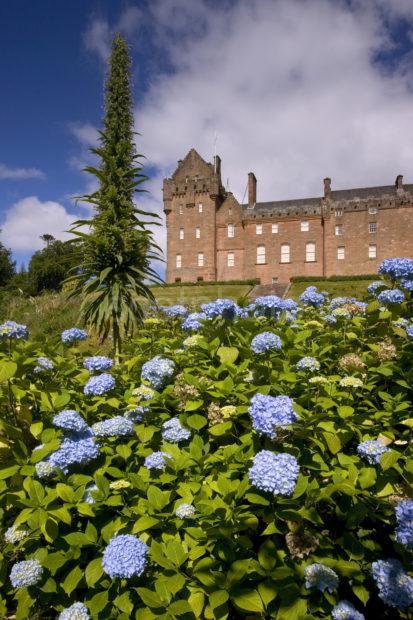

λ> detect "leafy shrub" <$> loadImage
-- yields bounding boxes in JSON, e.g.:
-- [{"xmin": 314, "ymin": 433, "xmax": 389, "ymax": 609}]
[{"xmin": 0, "ymin": 275, "xmax": 412, "ymax": 618}]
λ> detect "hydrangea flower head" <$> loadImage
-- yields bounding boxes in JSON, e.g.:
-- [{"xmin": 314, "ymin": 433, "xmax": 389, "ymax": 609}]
[
  {"xmin": 161, "ymin": 418, "xmax": 191, "ymax": 443},
  {"xmin": 379, "ymin": 258, "xmax": 413, "ymax": 280},
  {"xmin": 61, "ymin": 328, "xmax": 87, "ymax": 343},
  {"xmin": 48, "ymin": 434, "xmax": 99, "ymax": 473},
  {"xmin": 10, "ymin": 559, "xmax": 43, "ymax": 588},
  {"xmin": 109, "ymin": 480, "xmax": 131, "ymax": 490},
  {"xmin": 183, "ymin": 334, "xmax": 204, "ymax": 348},
  {"xmin": 248, "ymin": 450, "xmax": 299, "ymax": 496},
  {"xmin": 53, "ymin": 410, "xmax": 89, "ymax": 434},
  {"xmin": 339, "ymin": 377, "xmax": 363, "ymax": 388},
  {"xmin": 331, "ymin": 600, "xmax": 364, "ymax": 620},
  {"xmin": 323, "ymin": 314, "xmax": 337, "ymax": 325},
  {"xmin": 249, "ymin": 393, "xmax": 298, "ymax": 438},
  {"xmin": 395, "ymin": 499, "xmax": 413, "ymax": 548},
  {"xmin": 35, "ymin": 460, "xmax": 55, "ymax": 478},
  {"xmin": 92, "ymin": 416, "xmax": 135, "ymax": 437},
  {"xmin": 83, "ymin": 356, "xmax": 113, "ymax": 372},
  {"xmin": 357, "ymin": 439, "xmax": 389, "ymax": 465},
  {"xmin": 367, "ymin": 281, "xmax": 386, "ymax": 296},
  {"xmin": 83, "ymin": 484, "xmax": 98, "ymax": 504},
  {"xmin": 0, "ymin": 321, "xmax": 28, "ymax": 340},
  {"xmin": 377, "ymin": 289, "xmax": 405, "ymax": 304},
  {"xmin": 296, "ymin": 356, "xmax": 320, "ymax": 372},
  {"xmin": 309, "ymin": 375, "xmax": 329, "ymax": 384},
  {"xmin": 141, "ymin": 355, "xmax": 175, "ymax": 390},
  {"xmin": 34, "ymin": 357, "xmax": 53, "ymax": 373},
  {"xmin": 394, "ymin": 318, "xmax": 410, "ymax": 329},
  {"xmin": 102, "ymin": 534, "xmax": 148, "ymax": 579},
  {"xmin": 144, "ymin": 451, "xmax": 172, "ymax": 470},
  {"xmin": 58, "ymin": 602, "xmax": 90, "ymax": 620},
  {"xmin": 123, "ymin": 407, "xmax": 146, "ymax": 423},
  {"xmin": 299, "ymin": 286, "xmax": 326, "ymax": 308},
  {"xmin": 84, "ymin": 373, "xmax": 115, "ymax": 396},
  {"xmin": 4, "ymin": 525, "xmax": 29, "ymax": 544},
  {"xmin": 160, "ymin": 305, "xmax": 188, "ymax": 318},
  {"xmin": 200, "ymin": 298, "xmax": 241, "ymax": 320},
  {"xmin": 182, "ymin": 312, "xmax": 206, "ymax": 330},
  {"xmin": 132, "ymin": 385, "xmax": 155, "ymax": 400},
  {"xmin": 304, "ymin": 563, "xmax": 339, "ymax": 592},
  {"xmin": 176, "ymin": 503, "xmax": 195, "ymax": 519},
  {"xmin": 251, "ymin": 332, "xmax": 282, "ymax": 353},
  {"xmin": 371, "ymin": 558, "xmax": 413, "ymax": 607},
  {"xmin": 406, "ymin": 325, "xmax": 413, "ymax": 339},
  {"xmin": 252, "ymin": 295, "xmax": 298, "ymax": 319},
  {"xmin": 400, "ymin": 278, "xmax": 413, "ymax": 291}
]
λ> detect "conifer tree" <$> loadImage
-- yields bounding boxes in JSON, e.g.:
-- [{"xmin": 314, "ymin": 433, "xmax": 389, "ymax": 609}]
[{"xmin": 67, "ymin": 34, "xmax": 161, "ymax": 357}]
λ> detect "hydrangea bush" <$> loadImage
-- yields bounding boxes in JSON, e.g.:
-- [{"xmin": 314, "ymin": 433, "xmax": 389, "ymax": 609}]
[{"xmin": 0, "ymin": 259, "xmax": 412, "ymax": 618}]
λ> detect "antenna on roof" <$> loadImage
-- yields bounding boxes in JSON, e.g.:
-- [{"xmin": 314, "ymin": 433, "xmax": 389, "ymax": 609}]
[
  {"xmin": 226, "ymin": 178, "xmax": 229, "ymax": 190},
  {"xmin": 213, "ymin": 130, "xmax": 218, "ymax": 159}
]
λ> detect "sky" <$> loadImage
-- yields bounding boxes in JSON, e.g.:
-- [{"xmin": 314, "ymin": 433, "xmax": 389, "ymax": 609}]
[{"xmin": 1, "ymin": 0, "xmax": 413, "ymax": 276}]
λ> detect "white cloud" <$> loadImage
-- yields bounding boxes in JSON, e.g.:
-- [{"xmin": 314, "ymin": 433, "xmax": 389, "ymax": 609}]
[
  {"xmin": 0, "ymin": 164, "xmax": 45, "ymax": 180},
  {"xmin": 69, "ymin": 123, "xmax": 99, "ymax": 148},
  {"xmin": 0, "ymin": 196, "xmax": 76, "ymax": 252},
  {"xmin": 83, "ymin": 18, "xmax": 111, "ymax": 61}
]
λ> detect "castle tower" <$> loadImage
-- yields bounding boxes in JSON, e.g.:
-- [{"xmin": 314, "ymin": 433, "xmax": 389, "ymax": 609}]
[{"xmin": 163, "ymin": 149, "xmax": 224, "ymax": 283}]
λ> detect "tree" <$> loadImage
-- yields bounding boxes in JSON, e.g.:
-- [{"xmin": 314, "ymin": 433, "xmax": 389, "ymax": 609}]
[
  {"xmin": 0, "ymin": 237, "xmax": 15, "ymax": 287},
  {"xmin": 28, "ymin": 238, "xmax": 82, "ymax": 294},
  {"xmin": 40, "ymin": 234, "xmax": 55, "ymax": 248},
  {"xmin": 67, "ymin": 34, "xmax": 161, "ymax": 358}
]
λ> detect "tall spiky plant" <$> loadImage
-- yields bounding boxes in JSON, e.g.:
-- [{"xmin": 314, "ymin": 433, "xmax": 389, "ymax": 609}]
[{"xmin": 66, "ymin": 34, "xmax": 162, "ymax": 358}]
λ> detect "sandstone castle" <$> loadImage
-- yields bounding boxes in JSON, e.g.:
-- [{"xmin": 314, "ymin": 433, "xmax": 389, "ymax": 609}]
[{"xmin": 163, "ymin": 149, "xmax": 413, "ymax": 285}]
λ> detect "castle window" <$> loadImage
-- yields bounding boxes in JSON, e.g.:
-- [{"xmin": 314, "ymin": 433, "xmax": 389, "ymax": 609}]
[
  {"xmin": 337, "ymin": 246, "xmax": 345, "ymax": 260},
  {"xmin": 227, "ymin": 251, "xmax": 235, "ymax": 267},
  {"xmin": 176, "ymin": 254, "xmax": 182, "ymax": 268},
  {"xmin": 272, "ymin": 223, "xmax": 278, "ymax": 234},
  {"xmin": 179, "ymin": 228, "xmax": 184, "ymax": 240},
  {"xmin": 227, "ymin": 223, "xmax": 235, "ymax": 238},
  {"xmin": 335, "ymin": 225, "xmax": 343, "ymax": 236},
  {"xmin": 197, "ymin": 252, "xmax": 204, "ymax": 267},
  {"xmin": 195, "ymin": 227, "xmax": 201, "ymax": 239},
  {"xmin": 369, "ymin": 222, "xmax": 377, "ymax": 233},
  {"xmin": 335, "ymin": 208, "xmax": 343, "ymax": 217},
  {"xmin": 256, "ymin": 245, "xmax": 266, "ymax": 264},
  {"xmin": 306, "ymin": 242, "xmax": 316, "ymax": 262},
  {"xmin": 280, "ymin": 243, "xmax": 290, "ymax": 263},
  {"xmin": 229, "ymin": 207, "xmax": 232, "ymax": 216},
  {"xmin": 369, "ymin": 206, "xmax": 378, "ymax": 215},
  {"xmin": 179, "ymin": 204, "xmax": 183, "ymax": 215},
  {"xmin": 198, "ymin": 203, "xmax": 203, "ymax": 213},
  {"xmin": 301, "ymin": 220, "xmax": 309, "ymax": 232},
  {"xmin": 369, "ymin": 244, "xmax": 377, "ymax": 259},
  {"xmin": 256, "ymin": 224, "xmax": 263, "ymax": 235}
]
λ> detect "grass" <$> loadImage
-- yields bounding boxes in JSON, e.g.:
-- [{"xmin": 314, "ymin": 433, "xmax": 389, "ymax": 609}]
[
  {"xmin": 288, "ymin": 279, "xmax": 372, "ymax": 300},
  {"xmin": 150, "ymin": 283, "xmax": 252, "ymax": 306}
]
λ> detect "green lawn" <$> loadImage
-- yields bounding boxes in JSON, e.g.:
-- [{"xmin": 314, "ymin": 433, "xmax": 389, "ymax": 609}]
[
  {"xmin": 150, "ymin": 283, "xmax": 252, "ymax": 307},
  {"xmin": 288, "ymin": 279, "xmax": 372, "ymax": 300}
]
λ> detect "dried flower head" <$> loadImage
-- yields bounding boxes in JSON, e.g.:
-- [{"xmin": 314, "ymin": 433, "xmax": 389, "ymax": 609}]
[
  {"xmin": 339, "ymin": 354, "xmax": 366, "ymax": 371},
  {"xmin": 285, "ymin": 530, "xmax": 319, "ymax": 559},
  {"xmin": 376, "ymin": 337, "xmax": 397, "ymax": 362},
  {"xmin": 207, "ymin": 403, "xmax": 223, "ymax": 425}
]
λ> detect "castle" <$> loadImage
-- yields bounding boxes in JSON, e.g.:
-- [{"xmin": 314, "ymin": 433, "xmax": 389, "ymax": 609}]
[{"xmin": 163, "ymin": 148, "xmax": 413, "ymax": 284}]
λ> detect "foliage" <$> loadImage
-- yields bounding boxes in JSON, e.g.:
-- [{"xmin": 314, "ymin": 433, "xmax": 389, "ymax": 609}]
[
  {"xmin": 0, "ymin": 272, "xmax": 412, "ymax": 618},
  {"xmin": 67, "ymin": 34, "xmax": 161, "ymax": 356},
  {"xmin": 28, "ymin": 238, "xmax": 82, "ymax": 295},
  {"xmin": 0, "ymin": 236, "xmax": 15, "ymax": 287}
]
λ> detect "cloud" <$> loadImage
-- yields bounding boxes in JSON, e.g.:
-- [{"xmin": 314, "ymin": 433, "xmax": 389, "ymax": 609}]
[
  {"xmin": 0, "ymin": 164, "xmax": 45, "ymax": 180},
  {"xmin": 0, "ymin": 196, "xmax": 76, "ymax": 252},
  {"xmin": 84, "ymin": 7, "xmax": 143, "ymax": 62},
  {"xmin": 69, "ymin": 123, "xmax": 99, "ymax": 148}
]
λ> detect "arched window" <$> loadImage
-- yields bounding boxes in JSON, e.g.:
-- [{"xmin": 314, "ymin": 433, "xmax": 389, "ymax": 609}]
[
  {"xmin": 280, "ymin": 244, "xmax": 290, "ymax": 263},
  {"xmin": 256, "ymin": 245, "xmax": 266, "ymax": 264},
  {"xmin": 306, "ymin": 242, "xmax": 316, "ymax": 262}
]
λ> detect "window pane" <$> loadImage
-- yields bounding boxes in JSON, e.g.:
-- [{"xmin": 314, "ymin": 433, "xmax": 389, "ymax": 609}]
[
  {"xmin": 335, "ymin": 208, "xmax": 343, "ymax": 217},
  {"xmin": 227, "ymin": 224, "xmax": 234, "ymax": 238},
  {"xmin": 176, "ymin": 254, "xmax": 182, "ymax": 268},
  {"xmin": 179, "ymin": 228, "xmax": 184, "ymax": 240},
  {"xmin": 306, "ymin": 242, "xmax": 316, "ymax": 262},
  {"xmin": 256, "ymin": 224, "xmax": 262, "ymax": 235},
  {"xmin": 335, "ymin": 225, "xmax": 343, "ymax": 236},
  {"xmin": 197, "ymin": 253, "xmax": 204, "ymax": 266},
  {"xmin": 227, "ymin": 252, "xmax": 234, "ymax": 267},
  {"xmin": 256, "ymin": 245, "xmax": 266, "ymax": 264},
  {"xmin": 369, "ymin": 222, "xmax": 377, "ymax": 233},
  {"xmin": 301, "ymin": 220, "xmax": 309, "ymax": 232},
  {"xmin": 369, "ymin": 244, "xmax": 377, "ymax": 258},
  {"xmin": 179, "ymin": 204, "xmax": 183, "ymax": 214},
  {"xmin": 198, "ymin": 203, "xmax": 203, "ymax": 213},
  {"xmin": 281, "ymin": 244, "xmax": 290, "ymax": 263},
  {"xmin": 337, "ymin": 246, "xmax": 345, "ymax": 260},
  {"xmin": 196, "ymin": 227, "xmax": 200, "ymax": 239},
  {"xmin": 272, "ymin": 223, "xmax": 278, "ymax": 233}
]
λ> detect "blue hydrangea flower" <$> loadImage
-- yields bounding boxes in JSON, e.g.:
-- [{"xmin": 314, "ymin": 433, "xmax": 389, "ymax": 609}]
[
  {"xmin": 4, "ymin": 525, "xmax": 29, "ymax": 544},
  {"xmin": 61, "ymin": 328, "xmax": 87, "ymax": 343},
  {"xmin": 83, "ymin": 356, "xmax": 113, "ymax": 372},
  {"xmin": 161, "ymin": 418, "xmax": 191, "ymax": 443},
  {"xmin": 53, "ymin": 410, "xmax": 89, "ymax": 434},
  {"xmin": 133, "ymin": 385, "xmax": 155, "ymax": 400},
  {"xmin": 160, "ymin": 305, "xmax": 188, "ymax": 318},
  {"xmin": 124, "ymin": 407, "xmax": 146, "ymax": 423},
  {"xmin": 406, "ymin": 325, "xmax": 413, "ymax": 339},
  {"xmin": 323, "ymin": 314, "xmax": 337, "ymax": 325},
  {"xmin": 141, "ymin": 355, "xmax": 175, "ymax": 390},
  {"xmin": 379, "ymin": 258, "xmax": 413, "ymax": 280},
  {"xmin": 144, "ymin": 451, "xmax": 172, "ymax": 470},
  {"xmin": 296, "ymin": 356, "xmax": 320, "ymax": 372},
  {"xmin": 251, "ymin": 332, "xmax": 282, "ymax": 353},
  {"xmin": 84, "ymin": 373, "xmax": 115, "ymax": 396},
  {"xmin": 92, "ymin": 416, "xmax": 135, "ymax": 437},
  {"xmin": 251, "ymin": 295, "xmax": 298, "ymax": 319},
  {"xmin": 34, "ymin": 357, "xmax": 53, "ymax": 373},
  {"xmin": 357, "ymin": 439, "xmax": 390, "ymax": 465},
  {"xmin": 10, "ymin": 559, "xmax": 43, "ymax": 588},
  {"xmin": 394, "ymin": 318, "xmax": 410, "ymax": 329},
  {"xmin": 0, "ymin": 321, "xmax": 28, "ymax": 340},
  {"xmin": 182, "ymin": 312, "xmax": 206, "ymax": 330},
  {"xmin": 304, "ymin": 563, "xmax": 339, "ymax": 593},
  {"xmin": 102, "ymin": 534, "xmax": 148, "ymax": 579},
  {"xmin": 400, "ymin": 278, "xmax": 413, "ymax": 291},
  {"xmin": 299, "ymin": 286, "xmax": 326, "ymax": 308},
  {"xmin": 371, "ymin": 558, "xmax": 413, "ymax": 608},
  {"xmin": 367, "ymin": 281, "xmax": 386, "ymax": 296},
  {"xmin": 176, "ymin": 503, "xmax": 195, "ymax": 519},
  {"xmin": 48, "ymin": 434, "xmax": 99, "ymax": 473},
  {"xmin": 329, "ymin": 296, "xmax": 357, "ymax": 310},
  {"xmin": 58, "ymin": 602, "xmax": 90, "ymax": 620},
  {"xmin": 200, "ymin": 298, "xmax": 241, "ymax": 320},
  {"xmin": 83, "ymin": 484, "xmax": 98, "ymax": 504},
  {"xmin": 377, "ymin": 289, "xmax": 405, "ymax": 304},
  {"xmin": 395, "ymin": 499, "xmax": 413, "ymax": 548},
  {"xmin": 248, "ymin": 393, "xmax": 298, "ymax": 438},
  {"xmin": 331, "ymin": 601, "xmax": 364, "ymax": 620},
  {"xmin": 248, "ymin": 450, "xmax": 299, "ymax": 496},
  {"xmin": 35, "ymin": 460, "xmax": 55, "ymax": 478}
]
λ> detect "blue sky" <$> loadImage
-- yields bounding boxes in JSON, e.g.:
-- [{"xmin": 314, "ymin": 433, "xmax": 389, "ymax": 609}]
[{"xmin": 1, "ymin": 0, "xmax": 413, "ymax": 274}]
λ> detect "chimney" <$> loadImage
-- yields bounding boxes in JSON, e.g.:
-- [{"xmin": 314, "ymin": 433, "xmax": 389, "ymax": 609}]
[
  {"xmin": 396, "ymin": 174, "xmax": 403, "ymax": 190},
  {"xmin": 248, "ymin": 172, "xmax": 257, "ymax": 208},
  {"xmin": 323, "ymin": 177, "xmax": 331, "ymax": 198},
  {"xmin": 214, "ymin": 155, "xmax": 221, "ymax": 179}
]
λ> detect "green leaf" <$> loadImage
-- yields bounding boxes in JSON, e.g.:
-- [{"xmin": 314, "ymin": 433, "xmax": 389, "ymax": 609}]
[
  {"xmin": 136, "ymin": 588, "xmax": 163, "ymax": 608},
  {"xmin": 168, "ymin": 600, "xmax": 193, "ymax": 616},
  {"xmin": 245, "ymin": 493, "xmax": 269, "ymax": 505},
  {"xmin": 64, "ymin": 532, "xmax": 93, "ymax": 547},
  {"xmin": 217, "ymin": 346, "xmax": 239, "ymax": 365},
  {"xmin": 87, "ymin": 591, "xmax": 109, "ymax": 616},
  {"xmin": 380, "ymin": 450, "xmax": 399, "ymax": 471},
  {"xmin": 165, "ymin": 540, "xmax": 188, "ymax": 567},
  {"xmin": 23, "ymin": 479, "xmax": 45, "ymax": 505},
  {"xmin": 184, "ymin": 400, "xmax": 204, "ymax": 412},
  {"xmin": 323, "ymin": 431, "xmax": 341, "ymax": 454},
  {"xmin": 62, "ymin": 565, "xmax": 83, "ymax": 595},
  {"xmin": 277, "ymin": 597, "xmax": 307, "ymax": 620},
  {"xmin": 85, "ymin": 557, "xmax": 103, "ymax": 587},
  {"xmin": 231, "ymin": 589, "xmax": 264, "ymax": 613},
  {"xmin": 188, "ymin": 591, "xmax": 205, "ymax": 617},
  {"xmin": 258, "ymin": 540, "xmax": 277, "ymax": 570},
  {"xmin": 114, "ymin": 592, "xmax": 134, "ymax": 614},
  {"xmin": 208, "ymin": 421, "xmax": 232, "ymax": 436},
  {"xmin": 0, "ymin": 361, "xmax": 17, "ymax": 382},
  {"xmin": 132, "ymin": 515, "xmax": 160, "ymax": 533},
  {"xmin": 0, "ymin": 464, "xmax": 19, "ymax": 479},
  {"xmin": 56, "ymin": 483, "xmax": 76, "ymax": 503},
  {"xmin": 186, "ymin": 413, "xmax": 208, "ymax": 429},
  {"xmin": 147, "ymin": 486, "xmax": 169, "ymax": 510}
]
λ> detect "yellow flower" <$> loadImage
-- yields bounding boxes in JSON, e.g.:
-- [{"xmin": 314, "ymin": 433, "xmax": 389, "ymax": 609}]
[{"xmin": 109, "ymin": 480, "xmax": 131, "ymax": 490}]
